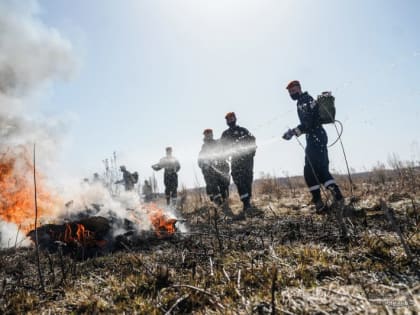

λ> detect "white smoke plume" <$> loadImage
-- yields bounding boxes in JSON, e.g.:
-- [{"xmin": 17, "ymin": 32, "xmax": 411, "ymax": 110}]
[
  {"xmin": 0, "ymin": 0, "xmax": 75, "ymax": 248},
  {"xmin": 60, "ymin": 182, "xmax": 154, "ymax": 235},
  {"xmin": 0, "ymin": 0, "xmax": 75, "ymax": 146},
  {"xmin": 0, "ymin": 1, "xmax": 181, "ymax": 249},
  {"xmin": 58, "ymin": 179, "xmax": 186, "ymax": 240},
  {"xmin": 0, "ymin": 1, "xmax": 73, "ymax": 92}
]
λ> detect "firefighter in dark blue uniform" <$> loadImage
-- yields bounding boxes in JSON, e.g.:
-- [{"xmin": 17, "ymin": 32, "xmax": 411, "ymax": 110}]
[
  {"xmin": 198, "ymin": 129, "xmax": 230, "ymax": 206},
  {"xmin": 282, "ymin": 80, "xmax": 348, "ymax": 238},
  {"xmin": 282, "ymin": 81, "xmax": 344, "ymax": 209},
  {"xmin": 221, "ymin": 112, "xmax": 257, "ymax": 212}
]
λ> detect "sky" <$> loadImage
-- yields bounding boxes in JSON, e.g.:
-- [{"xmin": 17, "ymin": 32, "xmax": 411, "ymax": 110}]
[{"xmin": 19, "ymin": 0, "xmax": 420, "ymax": 190}]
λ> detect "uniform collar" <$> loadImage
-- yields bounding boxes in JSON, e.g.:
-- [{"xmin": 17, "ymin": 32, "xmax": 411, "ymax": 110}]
[
  {"xmin": 296, "ymin": 91, "xmax": 309, "ymax": 103},
  {"xmin": 299, "ymin": 91, "xmax": 308, "ymax": 99}
]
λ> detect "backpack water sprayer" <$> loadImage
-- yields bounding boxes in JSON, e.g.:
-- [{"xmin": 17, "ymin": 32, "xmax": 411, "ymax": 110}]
[
  {"xmin": 316, "ymin": 91, "xmax": 342, "ymax": 147},
  {"xmin": 317, "ymin": 91, "xmax": 336, "ymax": 124},
  {"xmin": 316, "ymin": 91, "xmax": 355, "ymax": 195}
]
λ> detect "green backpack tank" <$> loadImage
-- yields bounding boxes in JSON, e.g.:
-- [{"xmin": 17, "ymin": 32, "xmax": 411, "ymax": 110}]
[{"xmin": 317, "ymin": 91, "xmax": 336, "ymax": 124}]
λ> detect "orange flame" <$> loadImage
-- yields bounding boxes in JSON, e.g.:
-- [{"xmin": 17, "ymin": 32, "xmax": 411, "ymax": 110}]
[
  {"xmin": 50, "ymin": 223, "xmax": 106, "ymax": 248},
  {"xmin": 145, "ymin": 203, "xmax": 177, "ymax": 238},
  {"xmin": 0, "ymin": 147, "xmax": 56, "ymax": 232}
]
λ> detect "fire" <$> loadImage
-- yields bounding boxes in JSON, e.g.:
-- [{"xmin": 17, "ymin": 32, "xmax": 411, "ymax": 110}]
[
  {"xmin": 0, "ymin": 147, "xmax": 56, "ymax": 232},
  {"xmin": 145, "ymin": 203, "xmax": 177, "ymax": 238},
  {"xmin": 128, "ymin": 203, "xmax": 178, "ymax": 238},
  {"xmin": 56, "ymin": 223, "xmax": 106, "ymax": 248},
  {"xmin": 27, "ymin": 216, "xmax": 110, "ymax": 250}
]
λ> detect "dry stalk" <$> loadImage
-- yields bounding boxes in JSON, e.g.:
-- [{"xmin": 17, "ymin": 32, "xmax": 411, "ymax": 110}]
[
  {"xmin": 320, "ymin": 287, "xmax": 367, "ymax": 302},
  {"xmin": 212, "ymin": 208, "xmax": 223, "ymax": 252},
  {"xmin": 164, "ymin": 293, "xmax": 190, "ymax": 315},
  {"xmin": 0, "ymin": 279, "xmax": 6, "ymax": 298},
  {"xmin": 119, "ymin": 241, "xmax": 153, "ymax": 275},
  {"xmin": 222, "ymin": 267, "xmax": 230, "ymax": 282},
  {"xmin": 277, "ymin": 308, "xmax": 296, "ymax": 315},
  {"xmin": 33, "ymin": 144, "xmax": 45, "ymax": 291},
  {"xmin": 45, "ymin": 252, "xmax": 55, "ymax": 284},
  {"xmin": 13, "ymin": 224, "xmax": 21, "ymax": 250},
  {"xmin": 171, "ymin": 284, "xmax": 224, "ymax": 310},
  {"xmin": 56, "ymin": 243, "xmax": 67, "ymax": 286},
  {"xmin": 271, "ymin": 266, "xmax": 278, "ymax": 315},
  {"xmin": 209, "ymin": 257, "xmax": 214, "ymax": 277},
  {"xmin": 89, "ymin": 272, "xmax": 107, "ymax": 284},
  {"xmin": 380, "ymin": 200, "xmax": 413, "ymax": 261}
]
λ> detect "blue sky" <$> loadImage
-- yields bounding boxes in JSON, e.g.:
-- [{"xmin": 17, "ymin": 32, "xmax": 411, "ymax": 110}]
[{"xmin": 35, "ymin": 0, "xmax": 419, "ymax": 189}]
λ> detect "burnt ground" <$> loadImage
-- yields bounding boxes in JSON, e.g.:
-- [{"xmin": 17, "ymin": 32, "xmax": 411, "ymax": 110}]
[{"xmin": 0, "ymin": 174, "xmax": 419, "ymax": 314}]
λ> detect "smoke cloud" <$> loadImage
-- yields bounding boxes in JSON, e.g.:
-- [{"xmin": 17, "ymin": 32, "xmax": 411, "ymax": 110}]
[
  {"xmin": 0, "ymin": 0, "xmax": 76, "ymax": 247},
  {"xmin": 0, "ymin": 1, "xmax": 182, "ymax": 249},
  {"xmin": 60, "ymin": 182, "xmax": 154, "ymax": 235}
]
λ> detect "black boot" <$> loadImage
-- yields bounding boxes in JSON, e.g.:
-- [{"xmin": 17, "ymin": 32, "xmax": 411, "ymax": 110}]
[
  {"xmin": 242, "ymin": 198, "xmax": 251, "ymax": 211},
  {"xmin": 311, "ymin": 189, "xmax": 326, "ymax": 213},
  {"xmin": 221, "ymin": 200, "xmax": 234, "ymax": 217},
  {"xmin": 327, "ymin": 184, "xmax": 343, "ymax": 201},
  {"xmin": 243, "ymin": 199, "xmax": 263, "ymax": 217},
  {"xmin": 314, "ymin": 199, "xmax": 327, "ymax": 214}
]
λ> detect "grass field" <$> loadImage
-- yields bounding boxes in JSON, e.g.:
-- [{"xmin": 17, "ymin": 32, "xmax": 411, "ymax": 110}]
[{"xmin": 0, "ymin": 166, "xmax": 419, "ymax": 314}]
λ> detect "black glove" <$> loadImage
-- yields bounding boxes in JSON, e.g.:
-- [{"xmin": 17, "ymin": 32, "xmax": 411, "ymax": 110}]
[{"xmin": 282, "ymin": 129, "xmax": 294, "ymax": 140}]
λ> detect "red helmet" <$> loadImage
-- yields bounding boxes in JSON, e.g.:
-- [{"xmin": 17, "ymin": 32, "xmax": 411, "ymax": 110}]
[
  {"xmin": 225, "ymin": 112, "xmax": 236, "ymax": 120},
  {"xmin": 203, "ymin": 128, "xmax": 213, "ymax": 135},
  {"xmin": 286, "ymin": 80, "xmax": 300, "ymax": 90}
]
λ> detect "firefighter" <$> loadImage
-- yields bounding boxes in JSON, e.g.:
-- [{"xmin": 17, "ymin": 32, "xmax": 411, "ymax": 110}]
[
  {"xmin": 282, "ymin": 80, "xmax": 348, "ymax": 238},
  {"xmin": 198, "ymin": 129, "xmax": 230, "ymax": 207},
  {"xmin": 152, "ymin": 147, "xmax": 181, "ymax": 205},
  {"xmin": 221, "ymin": 112, "xmax": 257, "ymax": 213},
  {"xmin": 115, "ymin": 165, "xmax": 138, "ymax": 191},
  {"xmin": 142, "ymin": 180, "xmax": 154, "ymax": 202},
  {"xmin": 92, "ymin": 173, "xmax": 101, "ymax": 184}
]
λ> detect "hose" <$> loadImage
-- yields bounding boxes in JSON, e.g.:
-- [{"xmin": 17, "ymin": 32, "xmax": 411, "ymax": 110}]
[
  {"xmin": 328, "ymin": 120, "xmax": 343, "ymax": 148},
  {"xmin": 330, "ymin": 119, "xmax": 355, "ymax": 197}
]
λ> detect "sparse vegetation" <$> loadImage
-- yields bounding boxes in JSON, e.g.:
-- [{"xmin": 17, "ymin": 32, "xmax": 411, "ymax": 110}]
[{"xmin": 0, "ymin": 162, "xmax": 419, "ymax": 314}]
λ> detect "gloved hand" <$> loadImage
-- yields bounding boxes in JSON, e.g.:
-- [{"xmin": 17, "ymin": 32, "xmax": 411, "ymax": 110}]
[{"xmin": 282, "ymin": 129, "xmax": 295, "ymax": 140}]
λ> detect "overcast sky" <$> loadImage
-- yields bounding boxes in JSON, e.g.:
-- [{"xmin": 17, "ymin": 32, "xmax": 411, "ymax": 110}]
[{"xmin": 26, "ymin": 0, "xmax": 420, "ymax": 189}]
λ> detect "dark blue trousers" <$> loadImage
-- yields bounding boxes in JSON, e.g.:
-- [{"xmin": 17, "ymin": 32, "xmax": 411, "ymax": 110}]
[{"xmin": 304, "ymin": 128, "xmax": 341, "ymax": 202}]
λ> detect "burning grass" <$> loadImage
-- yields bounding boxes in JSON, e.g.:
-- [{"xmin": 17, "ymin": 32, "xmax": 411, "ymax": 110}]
[
  {"xmin": 0, "ymin": 173, "xmax": 419, "ymax": 314},
  {"xmin": 0, "ymin": 146, "xmax": 58, "ymax": 233}
]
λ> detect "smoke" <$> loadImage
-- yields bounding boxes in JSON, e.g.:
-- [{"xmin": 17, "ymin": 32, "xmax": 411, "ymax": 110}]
[
  {"xmin": 61, "ymin": 182, "xmax": 154, "ymax": 235},
  {"xmin": 0, "ymin": 0, "xmax": 75, "ymax": 248},
  {"xmin": 0, "ymin": 220, "xmax": 31, "ymax": 248},
  {"xmin": 0, "ymin": 1, "xmax": 181, "ymax": 249},
  {"xmin": 59, "ymin": 179, "xmax": 187, "ymax": 240},
  {"xmin": 0, "ymin": 0, "xmax": 75, "ymax": 148},
  {"xmin": 0, "ymin": 1, "xmax": 74, "ymax": 97}
]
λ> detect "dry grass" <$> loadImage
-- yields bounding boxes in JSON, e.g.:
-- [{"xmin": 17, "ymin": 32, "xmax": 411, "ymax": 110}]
[{"xmin": 0, "ymin": 167, "xmax": 419, "ymax": 314}]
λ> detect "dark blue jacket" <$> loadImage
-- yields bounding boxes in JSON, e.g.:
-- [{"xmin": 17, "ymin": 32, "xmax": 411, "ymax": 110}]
[
  {"xmin": 295, "ymin": 92, "xmax": 327, "ymax": 146},
  {"xmin": 221, "ymin": 125, "xmax": 257, "ymax": 163},
  {"xmin": 198, "ymin": 139, "xmax": 230, "ymax": 177}
]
